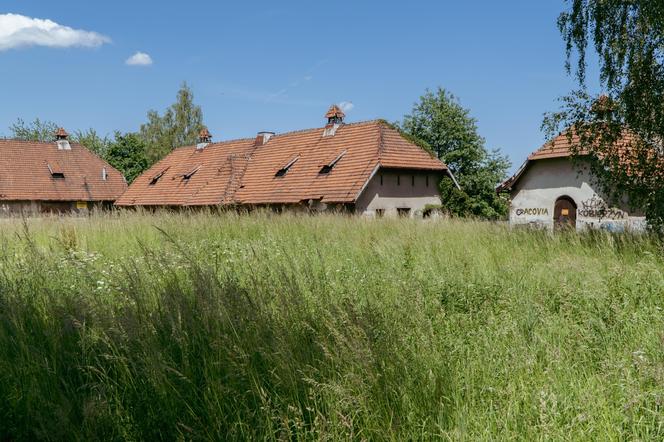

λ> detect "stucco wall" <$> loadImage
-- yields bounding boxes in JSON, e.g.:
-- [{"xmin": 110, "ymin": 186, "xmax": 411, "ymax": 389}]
[
  {"xmin": 0, "ymin": 200, "xmax": 106, "ymax": 217},
  {"xmin": 355, "ymin": 169, "xmax": 444, "ymax": 218},
  {"xmin": 509, "ymin": 158, "xmax": 646, "ymax": 232}
]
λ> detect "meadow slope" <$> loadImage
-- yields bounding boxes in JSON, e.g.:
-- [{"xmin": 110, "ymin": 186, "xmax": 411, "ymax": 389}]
[{"xmin": 0, "ymin": 212, "xmax": 662, "ymax": 440}]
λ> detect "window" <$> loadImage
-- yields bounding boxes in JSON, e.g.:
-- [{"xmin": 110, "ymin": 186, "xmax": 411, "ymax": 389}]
[
  {"xmin": 47, "ymin": 162, "xmax": 64, "ymax": 179},
  {"xmin": 426, "ymin": 175, "xmax": 429, "ymax": 187},
  {"xmin": 182, "ymin": 165, "xmax": 201, "ymax": 180},
  {"xmin": 149, "ymin": 167, "xmax": 169, "ymax": 185},
  {"xmin": 397, "ymin": 208, "xmax": 411, "ymax": 217},
  {"xmin": 319, "ymin": 150, "xmax": 347, "ymax": 174},
  {"xmin": 397, "ymin": 175, "xmax": 401, "ymax": 186},
  {"xmin": 411, "ymin": 175, "xmax": 415, "ymax": 186},
  {"xmin": 102, "ymin": 167, "xmax": 108, "ymax": 181},
  {"xmin": 380, "ymin": 174, "xmax": 383, "ymax": 186},
  {"xmin": 275, "ymin": 156, "xmax": 299, "ymax": 177},
  {"xmin": 375, "ymin": 209, "xmax": 385, "ymax": 218}
]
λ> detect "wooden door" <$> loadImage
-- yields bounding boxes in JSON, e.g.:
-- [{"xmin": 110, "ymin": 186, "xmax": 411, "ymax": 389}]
[{"xmin": 554, "ymin": 197, "xmax": 577, "ymax": 230}]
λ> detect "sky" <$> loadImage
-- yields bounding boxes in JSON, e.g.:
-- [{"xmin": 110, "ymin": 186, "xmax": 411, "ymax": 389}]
[{"xmin": 0, "ymin": 1, "xmax": 599, "ymax": 172}]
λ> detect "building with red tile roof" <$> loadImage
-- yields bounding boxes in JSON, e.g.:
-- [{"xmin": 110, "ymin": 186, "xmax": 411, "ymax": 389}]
[
  {"xmin": 498, "ymin": 131, "xmax": 646, "ymax": 231},
  {"xmin": 0, "ymin": 129, "xmax": 127, "ymax": 215},
  {"xmin": 116, "ymin": 107, "xmax": 453, "ymax": 217}
]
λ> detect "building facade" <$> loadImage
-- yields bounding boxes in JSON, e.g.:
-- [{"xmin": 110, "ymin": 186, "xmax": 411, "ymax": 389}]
[
  {"xmin": 0, "ymin": 129, "xmax": 127, "ymax": 216},
  {"xmin": 117, "ymin": 106, "xmax": 455, "ymax": 217},
  {"xmin": 499, "ymin": 133, "xmax": 646, "ymax": 232}
]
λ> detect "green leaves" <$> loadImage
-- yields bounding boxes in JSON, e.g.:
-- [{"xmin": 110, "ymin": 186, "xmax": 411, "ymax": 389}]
[
  {"xmin": 400, "ymin": 88, "xmax": 510, "ymax": 219},
  {"xmin": 139, "ymin": 82, "xmax": 205, "ymax": 165},
  {"xmin": 553, "ymin": 1, "xmax": 664, "ymax": 228}
]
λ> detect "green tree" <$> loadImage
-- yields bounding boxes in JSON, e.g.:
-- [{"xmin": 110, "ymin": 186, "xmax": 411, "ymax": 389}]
[
  {"xmin": 9, "ymin": 118, "xmax": 59, "ymax": 142},
  {"xmin": 547, "ymin": 1, "xmax": 664, "ymax": 227},
  {"xmin": 105, "ymin": 132, "xmax": 149, "ymax": 184},
  {"xmin": 140, "ymin": 82, "xmax": 204, "ymax": 164},
  {"xmin": 400, "ymin": 88, "xmax": 510, "ymax": 219},
  {"xmin": 71, "ymin": 129, "xmax": 111, "ymax": 157}
]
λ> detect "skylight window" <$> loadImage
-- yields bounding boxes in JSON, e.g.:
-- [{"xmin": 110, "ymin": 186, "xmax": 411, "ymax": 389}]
[
  {"xmin": 47, "ymin": 162, "xmax": 64, "ymax": 179},
  {"xmin": 275, "ymin": 156, "xmax": 299, "ymax": 177},
  {"xmin": 149, "ymin": 167, "xmax": 169, "ymax": 185},
  {"xmin": 319, "ymin": 150, "xmax": 347, "ymax": 174}
]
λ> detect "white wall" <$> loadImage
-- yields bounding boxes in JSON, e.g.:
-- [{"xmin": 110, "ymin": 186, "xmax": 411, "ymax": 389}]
[
  {"xmin": 509, "ymin": 158, "xmax": 646, "ymax": 232},
  {"xmin": 355, "ymin": 169, "xmax": 444, "ymax": 218}
]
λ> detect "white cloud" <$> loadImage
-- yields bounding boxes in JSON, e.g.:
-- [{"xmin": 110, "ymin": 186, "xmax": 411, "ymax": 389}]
[
  {"xmin": 0, "ymin": 13, "xmax": 110, "ymax": 51},
  {"xmin": 125, "ymin": 51, "xmax": 153, "ymax": 66},
  {"xmin": 339, "ymin": 101, "xmax": 354, "ymax": 112}
]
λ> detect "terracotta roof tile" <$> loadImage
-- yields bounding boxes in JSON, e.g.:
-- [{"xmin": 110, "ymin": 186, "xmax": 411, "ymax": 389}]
[
  {"xmin": 0, "ymin": 139, "xmax": 127, "ymax": 202},
  {"xmin": 116, "ymin": 120, "xmax": 447, "ymax": 207}
]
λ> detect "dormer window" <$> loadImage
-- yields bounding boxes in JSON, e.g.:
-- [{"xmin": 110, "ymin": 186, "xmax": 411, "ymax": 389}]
[
  {"xmin": 47, "ymin": 162, "xmax": 64, "ymax": 179},
  {"xmin": 102, "ymin": 167, "xmax": 108, "ymax": 181},
  {"xmin": 182, "ymin": 165, "xmax": 201, "ymax": 180},
  {"xmin": 149, "ymin": 167, "xmax": 169, "ymax": 185},
  {"xmin": 275, "ymin": 156, "xmax": 299, "ymax": 177},
  {"xmin": 319, "ymin": 150, "xmax": 347, "ymax": 174}
]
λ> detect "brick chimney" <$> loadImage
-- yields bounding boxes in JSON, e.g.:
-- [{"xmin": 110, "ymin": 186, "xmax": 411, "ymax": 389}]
[
  {"xmin": 255, "ymin": 131, "xmax": 275, "ymax": 146},
  {"xmin": 197, "ymin": 127, "xmax": 212, "ymax": 149}
]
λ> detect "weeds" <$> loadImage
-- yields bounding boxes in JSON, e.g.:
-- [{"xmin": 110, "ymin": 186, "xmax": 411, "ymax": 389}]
[{"xmin": 0, "ymin": 212, "xmax": 661, "ymax": 440}]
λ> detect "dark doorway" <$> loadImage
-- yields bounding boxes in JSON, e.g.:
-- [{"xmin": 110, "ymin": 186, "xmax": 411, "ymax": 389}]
[{"xmin": 554, "ymin": 196, "xmax": 577, "ymax": 230}]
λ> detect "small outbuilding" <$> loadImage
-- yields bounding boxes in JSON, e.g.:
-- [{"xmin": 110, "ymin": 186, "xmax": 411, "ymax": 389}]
[
  {"xmin": 498, "ymin": 132, "xmax": 647, "ymax": 232},
  {"xmin": 116, "ymin": 106, "xmax": 457, "ymax": 217},
  {"xmin": 0, "ymin": 129, "xmax": 127, "ymax": 215}
]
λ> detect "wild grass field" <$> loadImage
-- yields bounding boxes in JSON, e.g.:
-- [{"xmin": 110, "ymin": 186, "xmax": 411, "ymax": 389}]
[{"xmin": 0, "ymin": 212, "xmax": 662, "ymax": 441}]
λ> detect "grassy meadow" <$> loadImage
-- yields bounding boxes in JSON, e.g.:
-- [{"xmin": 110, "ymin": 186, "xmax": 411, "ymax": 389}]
[{"xmin": 0, "ymin": 212, "xmax": 662, "ymax": 440}]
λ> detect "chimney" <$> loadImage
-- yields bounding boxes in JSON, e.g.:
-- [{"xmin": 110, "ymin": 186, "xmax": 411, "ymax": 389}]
[
  {"xmin": 197, "ymin": 127, "xmax": 212, "ymax": 150},
  {"xmin": 323, "ymin": 105, "xmax": 345, "ymax": 137},
  {"xmin": 55, "ymin": 128, "xmax": 71, "ymax": 150},
  {"xmin": 255, "ymin": 131, "xmax": 275, "ymax": 146}
]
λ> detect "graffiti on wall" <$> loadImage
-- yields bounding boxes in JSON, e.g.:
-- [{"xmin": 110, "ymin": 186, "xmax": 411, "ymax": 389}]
[
  {"xmin": 578, "ymin": 195, "xmax": 626, "ymax": 221},
  {"xmin": 515, "ymin": 208, "xmax": 549, "ymax": 216}
]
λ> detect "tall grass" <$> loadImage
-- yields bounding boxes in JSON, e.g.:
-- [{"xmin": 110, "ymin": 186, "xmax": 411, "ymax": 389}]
[{"xmin": 0, "ymin": 212, "xmax": 662, "ymax": 440}]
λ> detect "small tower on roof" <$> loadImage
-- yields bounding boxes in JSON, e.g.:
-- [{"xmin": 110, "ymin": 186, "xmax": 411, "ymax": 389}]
[
  {"xmin": 325, "ymin": 105, "xmax": 345, "ymax": 126},
  {"xmin": 198, "ymin": 127, "xmax": 212, "ymax": 143},
  {"xmin": 54, "ymin": 127, "xmax": 69, "ymax": 140}
]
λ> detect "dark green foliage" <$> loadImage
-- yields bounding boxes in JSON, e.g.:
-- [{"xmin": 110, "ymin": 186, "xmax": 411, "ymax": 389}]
[
  {"xmin": 549, "ymin": 1, "xmax": 664, "ymax": 228},
  {"xmin": 400, "ymin": 88, "xmax": 510, "ymax": 219},
  {"xmin": 71, "ymin": 128, "xmax": 111, "ymax": 157},
  {"xmin": 140, "ymin": 82, "xmax": 205, "ymax": 165},
  {"xmin": 105, "ymin": 132, "xmax": 149, "ymax": 184},
  {"xmin": 9, "ymin": 118, "xmax": 59, "ymax": 142}
]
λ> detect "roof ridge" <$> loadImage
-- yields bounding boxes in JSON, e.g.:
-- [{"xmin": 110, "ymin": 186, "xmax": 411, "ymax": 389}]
[{"xmin": 173, "ymin": 120, "xmax": 386, "ymax": 150}]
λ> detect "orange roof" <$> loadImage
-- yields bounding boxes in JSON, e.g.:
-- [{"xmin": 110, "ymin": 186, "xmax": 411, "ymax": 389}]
[
  {"xmin": 116, "ymin": 120, "xmax": 447, "ymax": 207},
  {"xmin": 0, "ymin": 139, "xmax": 127, "ymax": 201},
  {"xmin": 498, "ymin": 130, "xmax": 640, "ymax": 192}
]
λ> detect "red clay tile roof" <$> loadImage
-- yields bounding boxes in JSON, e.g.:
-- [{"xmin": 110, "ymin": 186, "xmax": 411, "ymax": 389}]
[
  {"xmin": 498, "ymin": 130, "xmax": 640, "ymax": 192},
  {"xmin": 0, "ymin": 139, "xmax": 127, "ymax": 201},
  {"xmin": 116, "ymin": 120, "xmax": 447, "ymax": 207}
]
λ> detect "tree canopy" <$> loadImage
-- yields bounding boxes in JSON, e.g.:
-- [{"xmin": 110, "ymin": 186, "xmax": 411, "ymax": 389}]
[
  {"xmin": 548, "ymin": 1, "xmax": 664, "ymax": 227},
  {"xmin": 400, "ymin": 88, "xmax": 510, "ymax": 219},
  {"xmin": 105, "ymin": 133, "xmax": 148, "ymax": 184},
  {"xmin": 139, "ymin": 82, "xmax": 204, "ymax": 164},
  {"xmin": 9, "ymin": 118, "xmax": 59, "ymax": 143}
]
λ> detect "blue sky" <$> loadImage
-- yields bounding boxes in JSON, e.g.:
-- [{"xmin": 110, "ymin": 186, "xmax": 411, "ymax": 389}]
[{"xmin": 0, "ymin": 1, "xmax": 596, "ymax": 171}]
